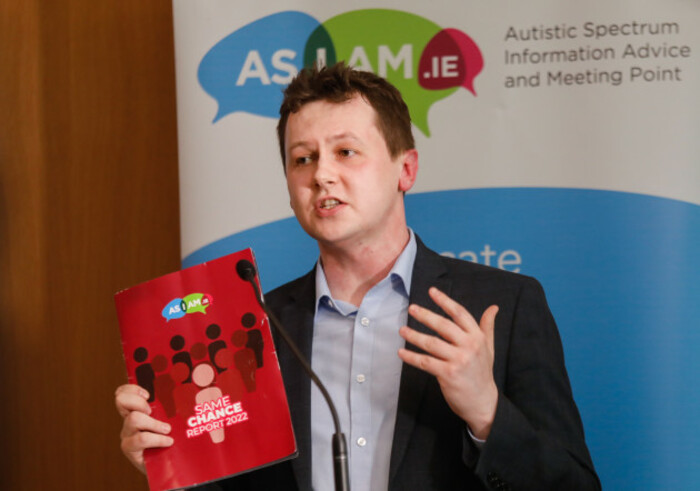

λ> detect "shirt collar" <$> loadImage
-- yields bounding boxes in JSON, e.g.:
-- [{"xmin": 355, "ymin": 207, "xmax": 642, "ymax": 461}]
[{"xmin": 314, "ymin": 229, "xmax": 417, "ymax": 315}]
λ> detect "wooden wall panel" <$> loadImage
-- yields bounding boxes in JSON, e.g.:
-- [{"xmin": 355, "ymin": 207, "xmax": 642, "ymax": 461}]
[
  {"xmin": 1, "ymin": 1, "xmax": 180, "ymax": 489},
  {"xmin": 0, "ymin": 2, "xmax": 48, "ymax": 485}
]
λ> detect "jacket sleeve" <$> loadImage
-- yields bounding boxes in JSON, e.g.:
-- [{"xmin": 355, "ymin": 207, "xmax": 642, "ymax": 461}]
[{"xmin": 469, "ymin": 278, "xmax": 600, "ymax": 490}]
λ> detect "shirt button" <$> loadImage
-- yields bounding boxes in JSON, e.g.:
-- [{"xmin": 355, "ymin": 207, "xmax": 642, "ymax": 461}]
[
  {"xmin": 356, "ymin": 437, "xmax": 367, "ymax": 447},
  {"xmin": 360, "ymin": 317, "xmax": 370, "ymax": 327},
  {"xmin": 356, "ymin": 374, "xmax": 366, "ymax": 383}
]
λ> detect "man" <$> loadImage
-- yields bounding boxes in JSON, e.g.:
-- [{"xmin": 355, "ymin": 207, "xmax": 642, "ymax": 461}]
[{"xmin": 116, "ymin": 63, "xmax": 600, "ymax": 490}]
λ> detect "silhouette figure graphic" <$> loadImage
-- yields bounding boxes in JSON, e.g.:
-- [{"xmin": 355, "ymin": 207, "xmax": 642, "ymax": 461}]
[
  {"xmin": 133, "ymin": 347, "xmax": 155, "ymax": 402},
  {"xmin": 192, "ymin": 363, "xmax": 225, "ymax": 444},
  {"xmin": 242, "ymin": 312, "xmax": 264, "ymax": 368},
  {"xmin": 232, "ymin": 330, "xmax": 257, "ymax": 392},
  {"xmin": 206, "ymin": 324, "xmax": 227, "ymax": 373}
]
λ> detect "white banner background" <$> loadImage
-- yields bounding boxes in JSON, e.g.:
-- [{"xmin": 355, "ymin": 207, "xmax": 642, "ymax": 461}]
[{"xmin": 173, "ymin": 1, "xmax": 700, "ymax": 488}]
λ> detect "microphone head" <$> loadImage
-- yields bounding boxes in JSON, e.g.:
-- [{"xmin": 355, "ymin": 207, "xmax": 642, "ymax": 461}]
[{"xmin": 236, "ymin": 259, "xmax": 257, "ymax": 282}]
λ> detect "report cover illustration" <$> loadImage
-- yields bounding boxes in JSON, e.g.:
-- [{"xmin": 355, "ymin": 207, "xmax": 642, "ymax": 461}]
[{"xmin": 115, "ymin": 249, "xmax": 296, "ymax": 491}]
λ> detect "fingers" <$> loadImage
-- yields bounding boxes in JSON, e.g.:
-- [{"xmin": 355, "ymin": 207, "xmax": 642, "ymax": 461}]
[
  {"xmin": 480, "ymin": 305, "xmax": 499, "ymax": 353},
  {"xmin": 399, "ymin": 289, "xmax": 500, "ymax": 434},
  {"xmin": 399, "ymin": 288, "xmax": 499, "ymax": 374},
  {"xmin": 399, "ymin": 325, "xmax": 454, "ymax": 362},
  {"xmin": 121, "ymin": 411, "xmax": 172, "ymax": 442},
  {"xmin": 407, "ymin": 287, "xmax": 498, "ymax": 344},
  {"xmin": 115, "ymin": 384, "xmax": 172, "ymax": 474},
  {"xmin": 397, "ymin": 346, "xmax": 446, "ymax": 378},
  {"xmin": 120, "ymin": 411, "xmax": 173, "ymax": 475},
  {"xmin": 428, "ymin": 287, "xmax": 479, "ymax": 333},
  {"xmin": 121, "ymin": 410, "xmax": 172, "ymax": 440},
  {"xmin": 120, "ymin": 407, "xmax": 173, "ymax": 473},
  {"xmin": 116, "ymin": 384, "xmax": 170, "ymax": 440},
  {"xmin": 406, "ymin": 303, "xmax": 466, "ymax": 345},
  {"xmin": 121, "ymin": 429, "xmax": 174, "ymax": 455},
  {"xmin": 115, "ymin": 384, "xmax": 151, "ymax": 418}
]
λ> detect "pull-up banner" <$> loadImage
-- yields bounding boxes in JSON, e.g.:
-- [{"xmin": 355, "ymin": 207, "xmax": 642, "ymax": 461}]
[{"xmin": 172, "ymin": 1, "xmax": 700, "ymax": 488}]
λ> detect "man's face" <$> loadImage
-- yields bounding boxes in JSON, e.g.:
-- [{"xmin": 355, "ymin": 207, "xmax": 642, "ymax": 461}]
[{"xmin": 284, "ymin": 95, "xmax": 417, "ymax": 251}]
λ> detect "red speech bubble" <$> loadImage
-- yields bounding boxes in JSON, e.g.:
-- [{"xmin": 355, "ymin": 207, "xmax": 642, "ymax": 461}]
[{"xmin": 419, "ymin": 28, "xmax": 484, "ymax": 95}]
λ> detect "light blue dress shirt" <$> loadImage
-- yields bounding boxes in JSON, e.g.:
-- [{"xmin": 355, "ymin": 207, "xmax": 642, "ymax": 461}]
[{"xmin": 310, "ymin": 231, "xmax": 417, "ymax": 491}]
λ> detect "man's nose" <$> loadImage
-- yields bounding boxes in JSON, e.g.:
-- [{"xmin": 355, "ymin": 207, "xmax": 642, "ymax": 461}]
[{"xmin": 313, "ymin": 152, "xmax": 337, "ymax": 186}]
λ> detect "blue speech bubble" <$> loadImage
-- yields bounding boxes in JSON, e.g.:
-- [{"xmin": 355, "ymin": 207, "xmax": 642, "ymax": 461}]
[
  {"xmin": 162, "ymin": 298, "xmax": 186, "ymax": 322},
  {"xmin": 198, "ymin": 11, "xmax": 321, "ymax": 122}
]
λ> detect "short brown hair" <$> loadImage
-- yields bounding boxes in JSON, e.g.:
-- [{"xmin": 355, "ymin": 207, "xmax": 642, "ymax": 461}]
[{"xmin": 277, "ymin": 62, "xmax": 415, "ymax": 169}]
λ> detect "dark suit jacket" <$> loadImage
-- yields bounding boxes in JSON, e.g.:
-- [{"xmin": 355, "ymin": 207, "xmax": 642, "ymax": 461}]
[{"xmin": 213, "ymin": 236, "xmax": 600, "ymax": 490}]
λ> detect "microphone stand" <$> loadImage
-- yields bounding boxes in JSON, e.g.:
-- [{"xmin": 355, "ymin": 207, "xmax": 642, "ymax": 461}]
[{"xmin": 237, "ymin": 260, "xmax": 350, "ymax": 491}]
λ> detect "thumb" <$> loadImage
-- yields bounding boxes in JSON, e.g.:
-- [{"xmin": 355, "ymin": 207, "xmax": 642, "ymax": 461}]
[{"xmin": 479, "ymin": 305, "xmax": 499, "ymax": 354}]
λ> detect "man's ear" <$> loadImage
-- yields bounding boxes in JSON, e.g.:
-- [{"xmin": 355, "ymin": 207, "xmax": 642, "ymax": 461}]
[{"xmin": 398, "ymin": 149, "xmax": 419, "ymax": 192}]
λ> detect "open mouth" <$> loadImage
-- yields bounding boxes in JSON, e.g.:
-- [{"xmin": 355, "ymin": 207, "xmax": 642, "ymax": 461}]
[{"xmin": 320, "ymin": 198, "xmax": 341, "ymax": 210}]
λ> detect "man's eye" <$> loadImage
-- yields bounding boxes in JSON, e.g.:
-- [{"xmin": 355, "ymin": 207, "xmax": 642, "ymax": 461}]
[
  {"xmin": 339, "ymin": 149, "xmax": 356, "ymax": 157},
  {"xmin": 295, "ymin": 156, "xmax": 312, "ymax": 165}
]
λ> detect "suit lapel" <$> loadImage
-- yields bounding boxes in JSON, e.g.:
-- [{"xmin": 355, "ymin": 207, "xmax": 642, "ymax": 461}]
[
  {"xmin": 389, "ymin": 237, "xmax": 451, "ymax": 484},
  {"xmin": 271, "ymin": 269, "xmax": 316, "ymax": 491}
]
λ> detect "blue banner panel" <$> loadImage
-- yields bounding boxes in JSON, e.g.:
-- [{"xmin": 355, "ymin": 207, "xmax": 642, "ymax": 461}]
[{"xmin": 184, "ymin": 187, "xmax": 700, "ymax": 489}]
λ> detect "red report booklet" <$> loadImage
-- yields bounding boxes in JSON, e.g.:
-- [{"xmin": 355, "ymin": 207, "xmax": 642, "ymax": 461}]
[{"xmin": 114, "ymin": 249, "xmax": 297, "ymax": 491}]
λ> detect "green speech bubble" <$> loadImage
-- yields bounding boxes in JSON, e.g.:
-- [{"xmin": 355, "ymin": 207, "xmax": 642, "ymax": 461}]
[
  {"xmin": 182, "ymin": 293, "xmax": 210, "ymax": 315},
  {"xmin": 305, "ymin": 9, "xmax": 457, "ymax": 136}
]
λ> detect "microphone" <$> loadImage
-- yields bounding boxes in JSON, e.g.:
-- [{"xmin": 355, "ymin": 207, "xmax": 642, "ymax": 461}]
[
  {"xmin": 236, "ymin": 259, "xmax": 257, "ymax": 282},
  {"xmin": 236, "ymin": 259, "xmax": 350, "ymax": 491}
]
